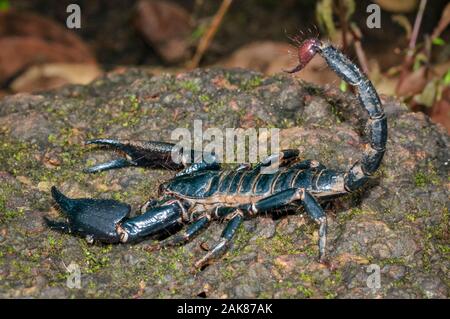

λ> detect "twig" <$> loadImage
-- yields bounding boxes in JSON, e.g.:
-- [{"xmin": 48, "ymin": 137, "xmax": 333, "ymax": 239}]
[
  {"xmin": 349, "ymin": 25, "xmax": 370, "ymax": 75},
  {"xmin": 396, "ymin": 0, "xmax": 428, "ymax": 94},
  {"xmin": 338, "ymin": 0, "xmax": 349, "ymax": 52},
  {"xmin": 187, "ymin": 0, "xmax": 233, "ymax": 69},
  {"xmin": 409, "ymin": 0, "xmax": 427, "ymax": 51},
  {"xmin": 431, "ymin": 3, "xmax": 450, "ymax": 40}
]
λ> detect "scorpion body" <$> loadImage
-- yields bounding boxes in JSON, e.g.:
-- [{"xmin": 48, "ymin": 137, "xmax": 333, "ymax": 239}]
[{"xmin": 46, "ymin": 38, "xmax": 387, "ymax": 268}]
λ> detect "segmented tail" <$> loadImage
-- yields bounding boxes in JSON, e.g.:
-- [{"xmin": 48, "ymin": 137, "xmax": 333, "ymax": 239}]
[{"xmin": 287, "ymin": 39, "xmax": 387, "ymax": 191}]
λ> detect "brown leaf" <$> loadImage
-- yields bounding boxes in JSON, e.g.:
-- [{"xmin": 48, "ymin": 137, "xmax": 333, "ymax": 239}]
[
  {"xmin": 134, "ymin": 0, "xmax": 192, "ymax": 63},
  {"xmin": 218, "ymin": 41, "xmax": 339, "ymax": 86},
  {"xmin": 10, "ymin": 63, "xmax": 102, "ymax": 93},
  {"xmin": 218, "ymin": 41, "xmax": 292, "ymax": 74},
  {"xmin": 43, "ymin": 151, "xmax": 61, "ymax": 168},
  {"xmin": 0, "ymin": 10, "xmax": 97, "ymax": 88},
  {"xmin": 0, "ymin": 10, "xmax": 93, "ymax": 55},
  {"xmin": 432, "ymin": 3, "xmax": 450, "ymax": 39},
  {"xmin": 430, "ymin": 86, "xmax": 450, "ymax": 134},
  {"xmin": 396, "ymin": 66, "xmax": 429, "ymax": 97}
]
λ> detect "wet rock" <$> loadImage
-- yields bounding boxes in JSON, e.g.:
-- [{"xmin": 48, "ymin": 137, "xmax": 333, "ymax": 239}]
[
  {"xmin": 234, "ymin": 282, "xmax": 258, "ymax": 298},
  {"xmin": 0, "ymin": 68, "xmax": 448, "ymax": 299},
  {"xmin": 251, "ymin": 217, "xmax": 276, "ymax": 240},
  {"xmin": 416, "ymin": 274, "xmax": 448, "ymax": 299},
  {"xmin": 303, "ymin": 96, "xmax": 336, "ymax": 125},
  {"xmin": 382, "ymin": 265, "xmax": 406, "ymax": 280},
  {"xmin": 0, "ymin": 111, "xmax": 55, "ymax": 146}
]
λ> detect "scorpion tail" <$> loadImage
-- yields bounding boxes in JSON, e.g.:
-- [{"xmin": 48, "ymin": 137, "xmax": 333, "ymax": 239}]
[{"xmin": 286, "ymin": 39, "xmax": 387, "ymax": 192}]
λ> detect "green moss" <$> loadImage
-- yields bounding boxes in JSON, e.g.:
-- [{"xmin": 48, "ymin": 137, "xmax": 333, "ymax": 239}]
[
  {"xmin": 241, "ymin": 76, "xmax": 263, "ymax": 90},
  {"xmin": 10, "ymin": 260, "xmax": 32, "ymax": 277},
  {"xmin": 222, "ymin": 266, "xmax": 236, "ymax": 280},
  {"xmin": 405, "ymin": 210, "xmax": 431, "ymax": 223},
  {"xmin": 259, "ymin": 232, "xmax": 302, "ymax": 256},
  {"xmin": 81, "ymin": 243, "xmax": 112, "ymax": 274},
  {"xmin": 299, "ymin": 272, "xmax": 314, "ymax": 283},
  {"xmin": 413, "ymin": 165, "xmax": 441, "ymax": 188},
  {"xmin": 128, "ymin": 94, "xmax": 140, "ymax": 110},
  {"xmin": 414, "ymin": 172, "xmax": 427, "ymax": 187},
  {"xmin": 421, "ymin": 207, "xmax": 449, "ymax": 271},
  {"xmin": 179, "ymin": 80, "xmax": 201, "ymax": 93},
  {"xmin": 199, "ymin": 94, "xmax": 211, "ymax": 103},
  {"xmin": 337, "ymin": 207, "xmax": 365, "ymax": 223},
  {"xmin": 379, "ymin": 257, "xmax": 406, "ymax": 267},
  {"xmin": 296, "ymin": 284, "xmax": 314, "ymax": 298}
]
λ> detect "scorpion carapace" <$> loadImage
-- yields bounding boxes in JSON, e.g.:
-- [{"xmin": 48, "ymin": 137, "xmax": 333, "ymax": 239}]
[{"xmin": 46, "ymin": 38, "xmax": 387, "ymax": 268}]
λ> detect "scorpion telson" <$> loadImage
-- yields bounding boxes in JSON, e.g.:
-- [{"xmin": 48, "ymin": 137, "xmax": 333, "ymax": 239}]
[{"xmin": 45, "ymin": 38, "xmax": 387, "ymax": 268}]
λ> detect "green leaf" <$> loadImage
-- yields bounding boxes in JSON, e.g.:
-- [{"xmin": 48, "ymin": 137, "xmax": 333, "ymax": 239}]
[
  {"xmin": 339, "ymin": 81, "xmax": 348, "ymax": 92},
  {"xmin": 413, "ymin": 53, "xmax": 427, "ymax": 71},
  {"xmin": 415, "ymin": 80, "xmax": 438, "ymax": 108},
  {"xmin": 343, "ymin": 0, "xmax": 356, "ymax": 21},
  {"xmin": 444, "ymin": 69, "xmax": 450, "ymax": 85},
  {"xmin": 191, "ymin": 25, "xmax": 206, "ymax": 41},
  {"xmin": 316, "ymin": 0, "xmax": 336, "ymax": 37},
  {"xmin": 0, "ymin": 0, "xmax": 10, "ymax": 11},
  {"xmin": 432, "ymin": 37, "xmax": 446, "ymax": 46}
]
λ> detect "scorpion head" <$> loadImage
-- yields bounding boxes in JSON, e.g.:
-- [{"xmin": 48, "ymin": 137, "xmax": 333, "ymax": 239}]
[{"xmin": 285, "ymin": 38, "xmax": 322, "ymax": 74}]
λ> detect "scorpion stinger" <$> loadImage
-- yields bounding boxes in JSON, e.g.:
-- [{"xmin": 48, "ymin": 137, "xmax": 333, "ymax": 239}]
[{"xmin": 46, "ymin": 38, "xmax": 387, "ymax": 268}]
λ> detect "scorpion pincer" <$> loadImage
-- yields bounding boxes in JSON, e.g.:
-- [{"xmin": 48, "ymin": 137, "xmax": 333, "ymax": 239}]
[{"xmin": 45, "ymin": 38, "xmax": 387, "ymax": 268}]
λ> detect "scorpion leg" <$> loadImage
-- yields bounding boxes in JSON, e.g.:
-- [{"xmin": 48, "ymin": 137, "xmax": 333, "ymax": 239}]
[
  {"xmin": 175, "ymin": 152, "xmax": 221, "ymax": 177},
  {"xmin": 289, "ymin": 159, "xmax": 325, "ymax": 171},
  {"xmin": 194, "ymin": 210, "xmax": 244, "ymax": 268},
  {"xmin": 242, "ymin": 188, "xmax": 328, "ymax": 262},
  {"xmin": 250, "ymin": 188, "xmax": 305, "ymax": 212},
  {"xmin": 146, "ymin": 215, "xmax": 210, "ymax": 251},
  {"xmin": 299, "ymin": 192, "xmax": 327, "ymax": 263},
  {"xmin": 254, "ymin": 149, "xmax": 300, "ymax": 173},
  {"xmin": 257, "ymin": 149, "xmax": 299, "ymax": 167}
]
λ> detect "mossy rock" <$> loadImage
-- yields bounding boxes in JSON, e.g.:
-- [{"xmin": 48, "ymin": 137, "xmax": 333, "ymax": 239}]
[{"xmin": 0, "ymin": 68, "xmax": 448, "ymax": 298}]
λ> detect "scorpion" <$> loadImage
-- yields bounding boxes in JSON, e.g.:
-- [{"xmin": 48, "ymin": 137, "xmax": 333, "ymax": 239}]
[{"xmin": 45, "ymin": 38, "xmax": 387, "ymax": 268}]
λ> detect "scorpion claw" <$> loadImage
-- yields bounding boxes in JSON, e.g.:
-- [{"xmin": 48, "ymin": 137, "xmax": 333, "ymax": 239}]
[
  {"xmin": 84, "ymin": 139, "xmax": 138, "ymax": 173},
  {"xmin": 48, "ymin": 186, "xmax": 131, "ymax": 243},
  {"xmin": 44, "ymin": 217, "xmax": 71, "ymax": 233},
  {"xmin": 85, "ymin": 138, "xmax": 121, "ymax": 146},
  {"xmin": 84, "ymin": 158, "xmax": 135, "ymax": 173},
  {"xmin": 85, "ymin": 138, "xmax": 184, "ymax": 172}
]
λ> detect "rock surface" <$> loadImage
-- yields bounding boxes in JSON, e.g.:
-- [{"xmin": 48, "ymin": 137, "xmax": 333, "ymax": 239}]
[{"xmin": 0, "ymin": 68, "xmax": 448, "ymax": 298}]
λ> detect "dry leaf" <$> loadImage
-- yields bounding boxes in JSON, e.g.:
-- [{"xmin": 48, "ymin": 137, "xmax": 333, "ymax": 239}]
[
  {"xmin": 0, "ymin": 10, "xmax": 97, "ymax": 86},
  {"xmin": 432, "ymin": 3, "xmax": 450, "ymax": 39},
  {"xmin": 134, "ymin": 0, "xmax": 193, "ymax": 63},
  {"xmin": 217, "ymin": 41, "xmax": 340, "ymax": 86},
  {"xmin": 396, "ymin": 66, "xmax": 428, "ymax": 97},
  {"xmin": 10, "ymin": 63, "xmax": 102, "ymax": 93},
  {"xmin": 430, "ymin": 86, "xmax": 450, "ymax": 134}
]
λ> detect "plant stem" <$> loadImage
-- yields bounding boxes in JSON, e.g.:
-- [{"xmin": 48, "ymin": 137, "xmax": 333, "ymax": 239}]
[
  {"xmin": 187, "ymin": 0, "xmax": 233, "ymax": 69},
  {"xmin": 396, "ymin": 0, "xmax": 428, "ymax": 95}
]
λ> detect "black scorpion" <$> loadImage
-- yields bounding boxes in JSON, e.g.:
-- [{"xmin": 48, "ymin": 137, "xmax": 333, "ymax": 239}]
[{"xmin": 46, "ymin": 38, "xmax": 387, "ymax": 268}]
